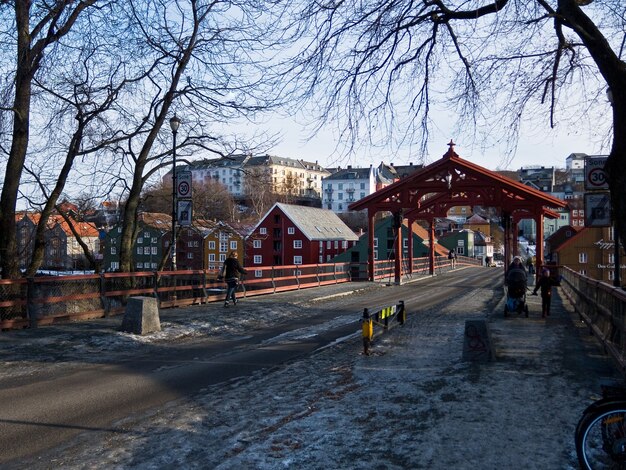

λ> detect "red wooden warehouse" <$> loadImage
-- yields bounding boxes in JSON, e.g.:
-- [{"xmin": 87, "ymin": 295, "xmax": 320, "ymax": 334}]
[{"xmin": 246, "ymin": 203, "xmax": 359, "ymax": 267}]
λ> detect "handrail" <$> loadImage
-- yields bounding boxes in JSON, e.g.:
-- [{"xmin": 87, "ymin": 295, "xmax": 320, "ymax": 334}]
[
  {"xmin": 559, "ymin": 266, "xmax": 626, "ymax": 372},
  {"xmin": 0, "ymin": 256, "xmax": 485, "ymax": 331}
]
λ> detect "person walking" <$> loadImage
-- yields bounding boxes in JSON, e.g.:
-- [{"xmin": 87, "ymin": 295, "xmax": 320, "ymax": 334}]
[
  {"xmin": 219, "ymin": 251, "xmax": 247, "ymax": 307},
  {"xmin": 448, "ymin": 250, "xmax": 457, "ymax": 269},
  {"xmin": 532, "ymin": 267, "xmax": 560, "ymax": 318}
]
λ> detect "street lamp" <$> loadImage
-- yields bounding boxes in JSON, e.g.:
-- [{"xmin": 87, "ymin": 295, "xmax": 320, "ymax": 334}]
[
  {"xmin": 606, "ymin": 88, "xmax": 621, "ymax": 288},
  {"xmin": 170, "ymin": 114, "xmax": 181, "ymax": 271}
]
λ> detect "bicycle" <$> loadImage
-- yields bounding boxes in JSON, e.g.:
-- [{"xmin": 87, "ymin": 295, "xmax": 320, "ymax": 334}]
[{"xmin": 576, "ymin": 382, "xmax": 626, "ymax": 469}]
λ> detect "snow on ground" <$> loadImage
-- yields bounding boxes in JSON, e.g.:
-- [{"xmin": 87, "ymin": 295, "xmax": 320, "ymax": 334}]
[{"xmin": 9, "ymin": 280, "xmax": 617, "ymax": 470}]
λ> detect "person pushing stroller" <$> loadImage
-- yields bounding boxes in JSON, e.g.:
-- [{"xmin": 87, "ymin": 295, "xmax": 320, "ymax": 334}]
[{"xmin": 505, "ymin": 256, "xmax": 528, "ymax": 316}]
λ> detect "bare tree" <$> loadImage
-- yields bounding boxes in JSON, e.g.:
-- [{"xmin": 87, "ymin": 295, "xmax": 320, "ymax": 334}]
[
  {"xmin": 244, "ymin": 166, "xmax": 277, "ymax": 218},
  {"xmin": 141, "ymin": 179, "xmax": 236, "ymax": 222},
  {"xmin": 0, "ymin": 0, "xmax": 99, "ymax": 279},
  {"xmin": 286, "ymin": 1, "xmax": 626, "ymax": 254},
  {"xmin": 113, "ymin": 0, "xmax": 286, "ymax": 273}
]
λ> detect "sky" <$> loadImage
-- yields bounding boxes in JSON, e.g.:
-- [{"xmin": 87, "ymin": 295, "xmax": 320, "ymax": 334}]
[{"xmin": 254, "ymin": 112, "xmax": 611, "ymax": 172}]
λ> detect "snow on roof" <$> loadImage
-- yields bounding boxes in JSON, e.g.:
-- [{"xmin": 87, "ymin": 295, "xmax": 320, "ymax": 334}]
[{"xmin": 274, "ymin": 203, "xmax": 358, "ymax": 241}]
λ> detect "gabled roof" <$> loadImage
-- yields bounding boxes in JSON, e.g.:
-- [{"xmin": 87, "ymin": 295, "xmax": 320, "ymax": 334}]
[
  {"xmin": 259, "ymin": 203, "xmax": 359, "ymax": 241},
  {"xmin": 137, "ymin": 212, "xmax": 171, "ymax": 231},
  {"xmin": 410, "ymin": 223, "xmax": 449, "ymax": 256},
  {"xmin": 324, "ymin": 166, "xmax": 372, "ymax": 180},
  {"xmin": 465, "ymin": 213, "xmax": 489, "ymax": 224},
  {"xmin": 17, "ymin": 212, "xmax": 99, "ymax": 237},
  {"xmin": 546, "ymin": 225, "xmax": 582, "ymax": 251},
  {"xmin": 349, "ymin": 142, "xmax": 566, "ymax": 219}
]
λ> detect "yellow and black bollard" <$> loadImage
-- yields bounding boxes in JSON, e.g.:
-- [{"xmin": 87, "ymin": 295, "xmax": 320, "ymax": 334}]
[
  {"xmin": 398, "ymin": 300, "xmax": 406, "ymax": 325},
  {"xmin": 362, "ymin": 307, "xmax": 373, "ymax": 355}
]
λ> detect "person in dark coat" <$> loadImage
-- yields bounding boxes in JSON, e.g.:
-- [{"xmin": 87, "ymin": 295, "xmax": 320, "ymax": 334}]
[
  {"xmin": 532, "ymin": 267, "xmax": 560, "ymax": 318},
  {"xmin": 220, "ymin": 251, "xmax": 247, "ymax": 307}
]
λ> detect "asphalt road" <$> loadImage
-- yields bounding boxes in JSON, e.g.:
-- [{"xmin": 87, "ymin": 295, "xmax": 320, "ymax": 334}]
[{"xmin": 0, "ymin": 267, "xmax": 500, "ymax": 465}]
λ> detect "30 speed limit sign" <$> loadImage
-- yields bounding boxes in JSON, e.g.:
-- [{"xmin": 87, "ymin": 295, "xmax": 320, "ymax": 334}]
[
  {"xmin": 585, "ymin": 157, "xmax": 609, "ymax": 191},
  {"xmin": 176, "ymin": 171, "xmax": 192, "ymax": 198}
]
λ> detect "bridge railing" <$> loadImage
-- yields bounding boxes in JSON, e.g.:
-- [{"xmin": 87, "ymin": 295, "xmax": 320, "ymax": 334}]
[
  {"xmin": 559, "ymin": 266, "xmax": 626, "ymax": 371},
  {"xmin": 0, "ymin": 262, "xmax": 353, "ymax": 331},
  {"xmin": 0, "ymin": 256, "xmax": 485, "ymax": 331}
]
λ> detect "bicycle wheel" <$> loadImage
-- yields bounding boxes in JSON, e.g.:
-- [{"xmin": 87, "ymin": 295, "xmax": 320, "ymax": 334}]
[{"xmin": 577, "ymin": 404, "xmax": 626, "ymax": 469}]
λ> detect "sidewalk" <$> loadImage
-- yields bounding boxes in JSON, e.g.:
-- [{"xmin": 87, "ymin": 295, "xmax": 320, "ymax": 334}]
[{"xmin": 12, "ymin": 276, "xmax": 621, "ymax": 469}]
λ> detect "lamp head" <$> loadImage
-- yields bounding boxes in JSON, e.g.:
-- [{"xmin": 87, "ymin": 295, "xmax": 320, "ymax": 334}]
[{"xmin": 169, "ymin": 114, "xmax": 181, "ymax": 132}]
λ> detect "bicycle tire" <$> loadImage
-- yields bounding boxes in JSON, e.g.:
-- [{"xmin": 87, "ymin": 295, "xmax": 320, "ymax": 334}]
[{"xmin": 576, "ymin": 403, "xmax": 626, "ymax": 469}]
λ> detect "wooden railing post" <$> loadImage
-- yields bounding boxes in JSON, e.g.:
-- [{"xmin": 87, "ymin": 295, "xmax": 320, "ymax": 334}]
[{"xmin": 27, "ymin": 277, "xmax": 37, "ymax": 328}]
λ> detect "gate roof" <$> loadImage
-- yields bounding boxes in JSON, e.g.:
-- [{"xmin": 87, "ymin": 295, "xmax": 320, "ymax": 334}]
[{"xmin": 349, "ymin": 142, "xmax": 566, "ymax": 220}]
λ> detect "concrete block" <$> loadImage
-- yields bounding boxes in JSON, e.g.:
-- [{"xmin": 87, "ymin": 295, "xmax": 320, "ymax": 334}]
[
  {"xmin": 462, "ymin": 319, "xmax": 495, "ymax": 362},
  {"xmin": 121, "ymin": 297, "xmax": 161, "ymax": 335}
]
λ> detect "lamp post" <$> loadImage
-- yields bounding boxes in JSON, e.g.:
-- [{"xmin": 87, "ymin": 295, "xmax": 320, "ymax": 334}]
[
  {"xmin": 606, "ymin": 88, "xmax": 621, "ymax": 288},
  {"xmin": 170, "ymin": 114, "xmax": 181, "ymax": 271}
]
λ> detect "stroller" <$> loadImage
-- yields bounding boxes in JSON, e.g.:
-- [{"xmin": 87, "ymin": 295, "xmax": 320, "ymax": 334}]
[{"xmin": 504, "ymin": 268, "xmax": 529, "ymax": 317}]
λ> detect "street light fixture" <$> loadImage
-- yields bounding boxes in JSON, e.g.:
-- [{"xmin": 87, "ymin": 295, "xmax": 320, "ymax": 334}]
[{"xmin": 170, "ymin": 114, "xmax": 181, "ymax": 271}]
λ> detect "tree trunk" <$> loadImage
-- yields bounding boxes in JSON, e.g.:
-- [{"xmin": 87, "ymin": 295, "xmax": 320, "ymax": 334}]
[{"xmin": 0, "ymin": 3, "xmax": 32, "ymax": 279}]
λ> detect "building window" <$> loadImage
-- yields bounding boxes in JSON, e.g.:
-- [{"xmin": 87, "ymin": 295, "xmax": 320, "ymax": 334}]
[
  {"xmin": 110, "ymin": 247, "xmax": 116, "ymax": 254},
  {"xmin": 342, "ymin": 241, "xmax": 347, "ymax": 249},
  {"xmin": 152, "ymin": 237, "xmax": 157, "ymax": 244},
  {"xmin": 294, "ymin": 240, "xmax": 303, "ymax": 249},
  {"xmin": 319, "ymin": 255, "xmax": 323, "ymax": 263},
  {"xmin": 403, "ymin": 239, "xmax": 408, "ymax": 248},
  {"xmin": 187, "ymin": 253, "xmax": 193, "ymax": 259},
  {"xmin": 110, "ymin": 261, "xmax": 119, "ymax": 270},
  {"xmin": 579, "ymin": 269, "xmax": 587, "ymax": 276},
  {"xmin": 209, "ymin": 241, "xmax": 216, "ymax": 250},
  {"xmin": 137, "ymin": 237, "xmax": 143, "ymax": 244},
  {"xmin": 137, "ymin": 247, "xmax": 142, "ymax": 255},
  {"xmin": 137, "ymin": 262, "xmax": 143, "ymax": 269},
  {"xmin": 579, "ymin": 252, "xmax": 588, "ymax": 263},
  {"xmin": 609, "ymin": 253, "xmax": 615, "ymax": 264},
  {"xmin": 254, "ymin": 255, "xmax": 262, "ymax": 264},
  {"xmin": 253, "ymin": 240, "xmax": 262, "ymax": 249},
  {"xmin": 219, "ymin": 254, "xmax": 226, "ymax": 262},
  {"xmin": 230, "ymin": 241, "xmax": 237, "ymax": 250},
  {"xmin": 151, "ymin": 247, "xmax": 157, "ymax": 255},
  {"xmin": 255, "ymin": 270, "xmax": 263, "ymax": 278},
  {"xmin": 294, "ymin": 256, "xmax": 302, "ymax": 265},
  {"xmin": 220, "ymin": 242, "xmax": 228, "ymax": 252},
  {"xmin": 209, "ymin": 254, "xmax": 215, "ymax": 261},
  {"xmin": 334, "ymin": 241, "xmax": 338, "ymax": 249},
  {"xmin": 144, "ymin": 247, "xmax": 150, "ymax": 255},
  {"xmin": 609, "ymin": 271, "xmax": 615, "ymax": 281},
  {"xmin": 374, "ymin": 238, "xmax": 378, "ymax": 248},
  {"xmin": 327, "ymin": 241, "xmax": 331, "ymax": 249},
  {"xmin": 456, "ymin": 247, "xmax": 464, "ymax": 255},
  {"xmin": 288, "ymin": 227, "xmax": 295, "ymax": 234}
]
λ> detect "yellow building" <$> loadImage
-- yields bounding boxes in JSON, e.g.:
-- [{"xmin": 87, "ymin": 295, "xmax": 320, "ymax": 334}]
[{"xmin": 549, "ymin": 226, "xmax": 624, "ymax": 285}]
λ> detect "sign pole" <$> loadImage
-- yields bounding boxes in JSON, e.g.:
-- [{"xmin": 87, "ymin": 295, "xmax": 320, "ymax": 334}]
[{"xmin": 615, "ymin": 221, "xmax": 621, "ymax": 288}]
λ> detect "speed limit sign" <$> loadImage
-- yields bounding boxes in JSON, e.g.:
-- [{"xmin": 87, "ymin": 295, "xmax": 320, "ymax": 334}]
[
  {"xmin": 585, "ymin": 157, "xmax": 609, "ymax": 190},
  {"xmin": 176, "ymin": 171, "xmax": 192, "ymax": 198}
]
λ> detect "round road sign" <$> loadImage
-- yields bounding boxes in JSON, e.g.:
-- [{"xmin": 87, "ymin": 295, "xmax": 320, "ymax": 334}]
[
  {"xmin": 177, "ymin": 180, "xmax": 190, "ymax": 197},
  {"xmin": 587, "ymin": 167, "xmax": 607, "ymax": 188}
]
